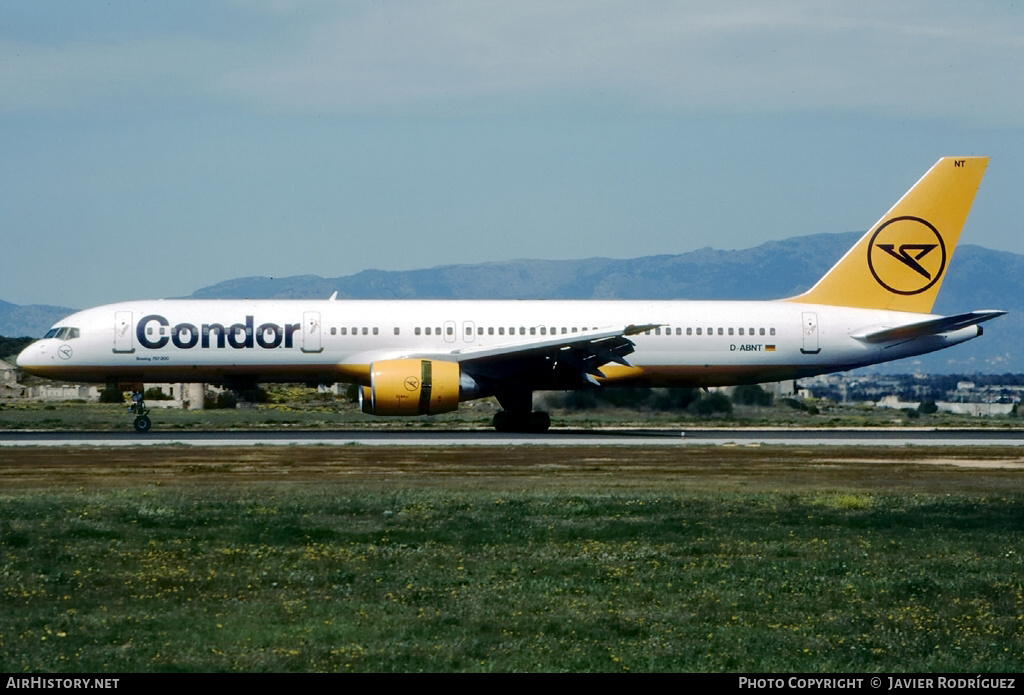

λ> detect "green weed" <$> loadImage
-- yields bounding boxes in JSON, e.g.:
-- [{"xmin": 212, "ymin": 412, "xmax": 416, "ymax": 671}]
[{"xmin": 1, "ymin": 487, "xmax": 1021, "ymax": 672}]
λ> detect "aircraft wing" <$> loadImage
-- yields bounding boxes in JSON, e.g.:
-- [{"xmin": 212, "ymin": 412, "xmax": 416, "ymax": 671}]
[
  {"xmin": 851, "ymin": 310, "xmax": 1005, "ymax": 344},
  {"xmin": 400, "ymin": 324, "xmax": 658, "ymax": 386}
]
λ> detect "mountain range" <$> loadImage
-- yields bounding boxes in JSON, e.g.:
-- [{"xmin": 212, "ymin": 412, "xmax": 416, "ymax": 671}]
[{"xmin": 3, "ymin": 232, "xmax": 1021, "ymax": 373}]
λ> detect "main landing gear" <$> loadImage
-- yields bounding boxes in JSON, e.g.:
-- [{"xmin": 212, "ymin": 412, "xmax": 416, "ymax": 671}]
[
  {"xmin": 129, "ymin": 391, "xmax": 151, "ymax": 433},
  {"xmin": 492, "ymin": 410, "xmax": 551, "ymax": 433},
  {"xmin": 492, "ymin": 390, "xmax": 550, "ymax": 432}
]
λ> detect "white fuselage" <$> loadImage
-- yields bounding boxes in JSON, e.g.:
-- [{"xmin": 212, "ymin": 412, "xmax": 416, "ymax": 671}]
[{"xmin": 16, "ymin": 298, "xmax": 981, "ymax": 393}]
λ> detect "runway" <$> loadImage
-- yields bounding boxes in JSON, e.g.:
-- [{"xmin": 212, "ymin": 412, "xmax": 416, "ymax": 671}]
[{"xmin": 2, "ymin": 427, "xmax": 1023, "ymax": 447}]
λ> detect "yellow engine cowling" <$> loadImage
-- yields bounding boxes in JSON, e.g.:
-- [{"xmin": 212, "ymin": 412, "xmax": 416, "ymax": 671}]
[{"xmin": 359, "ymin": 359, "xmax": 461, "ymax": 416}]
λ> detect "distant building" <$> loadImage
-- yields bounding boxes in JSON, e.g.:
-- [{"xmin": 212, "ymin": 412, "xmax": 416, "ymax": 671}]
[
  {"xmin": 0, "ymin": 359, "xmax": 17, "ymax": 386},
  {"xmin": 0, "ymin": 359, "xmax": 25, "ymax": 398},
  {"xmin": 144, "ymin": 383, "xmax": 206, "ymax": 410},
  {"xmin": 937, "ymin": 402, "xmax": 1014, "ymax": 416},
  {"xmin": 873, "ymin": 394, "xmax": 1014, "ymax": 416},
  {"xmin": 7, "ymin": 374, "xmax": 205, "ymax": 408},
  {"xmin": 27, "ymin": 384, "xmax": 100, "ymax": 401},
  {"xmin": 762, "ymin": 380, "xmax": 796, "ymax": 398}
]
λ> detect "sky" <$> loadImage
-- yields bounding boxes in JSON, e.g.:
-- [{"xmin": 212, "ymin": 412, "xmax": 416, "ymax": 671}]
[{"xmin": 2, "ymin": 0, "xmax": 1022, "ymax": 308}]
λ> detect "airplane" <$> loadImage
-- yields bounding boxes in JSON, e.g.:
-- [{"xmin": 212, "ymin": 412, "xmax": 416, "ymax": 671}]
[{"xmin": 16, "ymin": 156, "xmax": 1004, "ymax": 433}]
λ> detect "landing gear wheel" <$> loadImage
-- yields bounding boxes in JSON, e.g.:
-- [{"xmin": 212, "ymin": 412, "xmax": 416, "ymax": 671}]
[
  {"xmin": 492, "ymin": 410, "xmax": 551, "ymax": 433},
  {"xmin": 128, "ymin": 390, "xmax": 152, "ymax": 433},
  {"xmin": 529, "ymin": 411, "xmax": 551, "ymax": 433},
  {"xmin": 493, "ymin": 410, "xmax": 512, "ymax": 432}
]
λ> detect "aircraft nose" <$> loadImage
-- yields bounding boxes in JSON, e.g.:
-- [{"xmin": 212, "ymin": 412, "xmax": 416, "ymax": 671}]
[{"xmin": 15, "ymin": 341, "xmax": 50, "ymax": 373}]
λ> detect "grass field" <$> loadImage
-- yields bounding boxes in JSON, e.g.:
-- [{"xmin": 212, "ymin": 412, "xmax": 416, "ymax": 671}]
[{"xmin": 1, "ymin": 445, "xmax": 1022, "ymax": 672}]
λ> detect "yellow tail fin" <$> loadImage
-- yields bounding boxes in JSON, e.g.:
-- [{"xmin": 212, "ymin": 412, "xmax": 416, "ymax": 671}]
[{"xmin": 787, "ymin": 157, "xmax": 988, "ymax": 313}]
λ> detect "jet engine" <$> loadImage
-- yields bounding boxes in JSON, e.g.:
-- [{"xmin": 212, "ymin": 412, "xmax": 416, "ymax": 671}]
[{"xmin": 359, "ymin": 359, "xmax": 462, "ymax": 416}]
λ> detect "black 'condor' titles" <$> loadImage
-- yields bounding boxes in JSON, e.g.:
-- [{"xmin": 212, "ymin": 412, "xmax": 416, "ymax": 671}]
[{"xmin": 137, "ymin": 315, "xmax": 302, "ymax": 350}]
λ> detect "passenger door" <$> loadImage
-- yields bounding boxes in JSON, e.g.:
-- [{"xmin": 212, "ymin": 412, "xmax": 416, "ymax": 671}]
[
  {"xmin": 302, "ymin": 311, "xmax": 323, "ymax": 353},
  {"xmin": 113, "ymin": 311, "xmax": 134, "ymax": 353},
  {"xmin": 801, "ymin": 312, "xmax": 820, "ymax": 354}
]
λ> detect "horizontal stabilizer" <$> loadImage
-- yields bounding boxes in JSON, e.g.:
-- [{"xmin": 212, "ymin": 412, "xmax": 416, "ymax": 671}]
[{"xmin": 852, "ymin": 310, "xmax": 1005, "ymax": 343}]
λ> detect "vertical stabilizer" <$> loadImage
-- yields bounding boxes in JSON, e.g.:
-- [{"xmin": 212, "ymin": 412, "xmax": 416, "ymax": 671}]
[{"xmin": 786, "ymin": 157, "xmax": 988, "ymax": 313}]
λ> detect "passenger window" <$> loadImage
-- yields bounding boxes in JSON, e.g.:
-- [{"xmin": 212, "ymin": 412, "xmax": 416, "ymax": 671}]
[
  {"xmin": 738, "ymin": 328, "xmax": 743, "ymax": 336},
  {"xmin": 489, "ymin": 327, "xmax": 494, "ymax": 335},
  {"xmin": 655, "ymin": 327, "xmax": 661, "ymax": 336},
  {"xmin": 498, "ymin": 327, "xmax": 505, "ymax": 335},
  {"xmin": 341, "ymin": 327, "xmax": 347, "ymax": 335},
  {"xmin": 540, "ymin": 327, "xmax": 546, "ymax": 335},
  {"xmin": 728, "ymin": 328, "xmax": 734, "ymax": 336},
  {"xmin": 686, "ymin": 327, "xmax": 692, "ymax": 336},
  {"xmin": 717, "ymin": 328, "xmax": 723, "ymax": 336},
  {"xmin": 759, "ymin": 328, "xmax": 765, "ymax": 336},
  {"xmin": 530, "ymin": 327, "xmax": 536, "ymax": 335},
  {"xmin": 445, "ymin": 326, "xmax": 452, "ymax": 336},
  {"xmin": 696, "ymin": 328, "xmax": 702, "ymax": 336},
  {"xmin": 770, "ymin": 328, "xmax": 776, "ymax": 336},
  {"xmin": 415, "ymin": 327, "xmax": 421, "ymax": 336},
  {"xmin": 330, "ymin": 327, "xmax": 336, "ymax": 336}
]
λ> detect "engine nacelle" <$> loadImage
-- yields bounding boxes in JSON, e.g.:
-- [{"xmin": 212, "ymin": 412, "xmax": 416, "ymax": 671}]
[{"xmin": 359, "ymin": 359, "xmax": 461, "ymax": 416}]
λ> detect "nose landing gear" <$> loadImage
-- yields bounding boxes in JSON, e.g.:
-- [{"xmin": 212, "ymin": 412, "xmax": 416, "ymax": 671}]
[{"xmin": 129, "ymin": 391, "xmax": 151, "ymax": 433}]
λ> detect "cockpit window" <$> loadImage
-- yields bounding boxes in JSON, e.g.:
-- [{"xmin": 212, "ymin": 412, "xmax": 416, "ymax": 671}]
[{"xmin": 48, "ymin": 327, "xmax": 80, "ymax": 341}]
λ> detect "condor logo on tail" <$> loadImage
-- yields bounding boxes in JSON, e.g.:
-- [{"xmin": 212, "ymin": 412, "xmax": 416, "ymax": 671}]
[
  {"xmin": 867, "ymin": 216, "xmax": 947, "ymax": 296},
  {"xmin": 875, "ymin": 243, "xmax": 937, "ymax": 279}
]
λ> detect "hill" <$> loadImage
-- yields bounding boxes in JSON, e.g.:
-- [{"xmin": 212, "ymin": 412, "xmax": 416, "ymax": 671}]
[
  {"xmin": 0, "ymin": 299, "xmax": 75, "ymax": 340},
  {"xmin": 190, "ymin": 232, "xmax": 861, "ymax": 302}
]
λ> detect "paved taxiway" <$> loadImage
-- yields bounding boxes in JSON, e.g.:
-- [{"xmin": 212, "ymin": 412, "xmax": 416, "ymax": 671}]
[{"xmin": 2, "ymin": 428, "xmax": 1023, "ymax": 447}]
